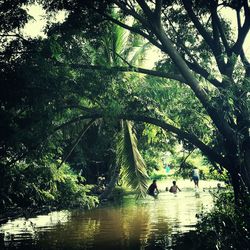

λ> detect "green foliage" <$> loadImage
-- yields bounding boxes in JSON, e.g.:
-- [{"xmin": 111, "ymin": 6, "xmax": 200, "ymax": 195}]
[
  {"xmin": 1, "ymin": 0, "xmax": 249, "ymax": 220},
  {"xmin": 117, "ymin": 121, "xmax": 149, "ymax": 198},
  {"xmin": 195, "ymin": 190, "xmax": 250, "ymax": 249},
  {"xmin": 168, "ymin": 149, "xmax": 229, "ymax": 181},
  {"xmin": 205, "ymin": 168, "xmax": 229, "ymax": 182},
  {"xmin": 55, "ymin": 168, "xmax": 98, "ymax": 209},
  {"xmin": 149, "ymin": 172, "xmax": 167, "ymax": 181},
  {"xmin": 174, "ymin": 160, "xmax": 195, "ymax": 179},
  {"xmin": 0, "ymin": 162, "xmax": 98, "ymax": 210},
  {"xmin": 142, "ymin": 148, "xmax": 163, "ymax": 172},
  {"xmin": 138, "ymin": 123, "xmax": 174, "ymax": 174}
]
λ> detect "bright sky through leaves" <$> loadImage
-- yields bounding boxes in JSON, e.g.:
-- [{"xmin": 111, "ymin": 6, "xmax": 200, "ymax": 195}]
[{"xmin": 23, "ymin": 3, "xmax": 250, "ymax": 67}]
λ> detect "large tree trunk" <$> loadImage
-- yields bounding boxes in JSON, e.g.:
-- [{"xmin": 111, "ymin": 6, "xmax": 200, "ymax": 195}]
[{"xmin": 226, "ymin": 139, "xmax": 250, "ymax": 205}]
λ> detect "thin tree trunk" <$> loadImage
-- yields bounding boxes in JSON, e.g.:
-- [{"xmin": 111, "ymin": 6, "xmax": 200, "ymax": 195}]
[{"xmin": 99, "ymin": 164, "xmax": 121, "ymax": 201}]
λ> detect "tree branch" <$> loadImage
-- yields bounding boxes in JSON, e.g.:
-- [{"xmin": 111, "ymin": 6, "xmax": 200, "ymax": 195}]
[
  {"xmin": 210, "ymin": 4, "xmax": 229, "ymax": 73},
  {"xmin": 232, "ymin": 3, "xmax": 250, "ymax": 55},
  {"xmin": 111, "ymin": 49, "xmax": 133, "ymax": 67},
  {"xmin": 236, "ymin": 8, "xmax": 242, "ymax": 30},
  {"xmin": 55, "ymin": 2, "xmax": 238, "ymax": 147},
  {"xmin": 181, "ymin": 1, "xmax": 214, "ymax": 49},
  {"xmin": 147, "ymin": 23, "xmax": 236, "ymax": 142},
  {"xmin": 179, "ymin": 149, "xmax": 195, "ymax": 169},
  {"xmin": 154, "ymin": 0, "xmax": 162, "ymax": 26},
  {"xmin": 0, "ymin": 33, "xmax": 29, "ymax": 42},
  {"xmin": 215, "ymin": 13, "xmax": 230, "ymax": 55},
  {"xmin": 54, "ymin": 111, "xmax": 229, "ymax": 168},
  {"xmin": 184, "ymin": 59, "xmax": 224, "ymax": 88},
  {"xmin": 102, "ymin": 11, "xmax": 163, "ymax": 51},
  {"xmin": 53, "ymin": 114, "xmax": 102, "ymax": 133},
  {"xmin": 58, "ymin": 105, "xmax": 100, "ymax": 113},
  {"xmin": 182, "ymin": 1, "xmax": 227, "ymax": 73},
  {"xmin": 136, "ymin": 0, "xmax": 153, "ymax": 18},
  {"xmin": 240, "ymin": 49, "xmax": 250, "ymax": 75},
  {"xmin": 166, "ymin": 17, "xmax": 224, "ymax": 88},
  {"xmin": 53, "ymin": 60, "xmax": 186, "ymax": 82},
  {"xmin": 58, "ymin": 119, "xmax": 96, "ymax": 169},
  {"xmin": 54, "ymin": 50, "xmax": 236, "ymax": 143},
  {"xmin": 114, "ymin": 1, "xmax": 149, "ymax": 27},
  {"xmin": 121, "ymin": 114, "xmax": 229, "ymax": 168}
]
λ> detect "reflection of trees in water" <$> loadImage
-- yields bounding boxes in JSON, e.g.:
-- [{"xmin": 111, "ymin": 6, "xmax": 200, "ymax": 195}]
[
  {"xmin": 119, "ymin": 203, "xmax": 173, "ymax": 249},
  {"xmin": 1, "ymin": 192, "xmax": 213, "ymax": 249},
  {"xmin": 92, "ymin": 206, "xmax": 152, "ymax": 248},
  {"xmin": 72, "ymin": 205, "xmax": 167, "ymax": 249},
  {"xmin": 32, "ymin": 213, "xmax": 101, "ymax": 249},
  {"xmin": 146, "ymin": 217, "xmax": 173, "ymax": 249},
  {"xmin": 122, "ymin": 206, "xmax": 151, "ymax": 248},
  {"xmin": 145, "ymin": 204, "xmax": 174, "ymax": 249}
]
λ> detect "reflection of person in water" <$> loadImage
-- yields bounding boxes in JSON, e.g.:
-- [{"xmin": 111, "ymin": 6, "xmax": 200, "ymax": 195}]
[
  {"xmin": 169, "ymin": 181, "xmax": 181, "ymax": 194},
  {"xmin": 147, "ymin": 180, "xmax": 159, "ymax": 198}
]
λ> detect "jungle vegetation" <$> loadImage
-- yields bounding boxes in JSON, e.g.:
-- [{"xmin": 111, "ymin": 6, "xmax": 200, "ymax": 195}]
[{"xmin": 0, "ymin": 1, "xmax": 249, "ymax": 246}]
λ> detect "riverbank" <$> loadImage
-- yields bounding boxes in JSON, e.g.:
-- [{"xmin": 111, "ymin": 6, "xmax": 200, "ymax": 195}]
[{"xmin": 0, "ymin": 205, "xmax": 59, "ymax": 226}]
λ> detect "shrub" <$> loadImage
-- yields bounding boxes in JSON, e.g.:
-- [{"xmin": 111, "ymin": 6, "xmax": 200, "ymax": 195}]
[
  {"xmin": 0, "ymin": 162, "xmax": 98, "ymax": 210},
  {"xmin": 195, "ymin": 190, "xmax": 250, "ymax": 249}
]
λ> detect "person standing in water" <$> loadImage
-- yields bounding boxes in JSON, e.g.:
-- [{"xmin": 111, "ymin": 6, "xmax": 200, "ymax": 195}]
[
  {"xmin": 169, "ymin": 181, "xmax": 181, "ymax": 194},
  {"xmin": 192, "ymin": 168, "xmax": 200, "ymax": 188},
  {"xmin": 147, "ymin": 180, "xmax": 159, "ymax": 198}
]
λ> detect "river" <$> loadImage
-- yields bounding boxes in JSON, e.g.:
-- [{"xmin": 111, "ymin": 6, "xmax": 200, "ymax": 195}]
[{"xmin": 0, "ymin": 180, "xmax": 219, "ymax": 249}]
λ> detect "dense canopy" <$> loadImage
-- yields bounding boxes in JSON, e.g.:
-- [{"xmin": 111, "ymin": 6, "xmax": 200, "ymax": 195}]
[{"xmin": 0, "ymin": 0, "xmax": 249, "ymax": 207}]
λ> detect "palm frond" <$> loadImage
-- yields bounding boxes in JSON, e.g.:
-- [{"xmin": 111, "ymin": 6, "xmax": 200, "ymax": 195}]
[
  {"xmin": 117, "ymin": 120, "xmax": 149, "ymax": 198},
  {"xmin": 115, "ymin": 25, "xmax": 130, "ymax": 53},
  {"xmin": 129, "ymin": 42, "xmax": 151, "ymax": 66}
]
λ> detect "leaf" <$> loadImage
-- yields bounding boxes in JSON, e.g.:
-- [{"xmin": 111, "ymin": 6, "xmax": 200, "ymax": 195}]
[{"xmin": 117, "ymin": 120, "xmax": 149, "ymax": 198}]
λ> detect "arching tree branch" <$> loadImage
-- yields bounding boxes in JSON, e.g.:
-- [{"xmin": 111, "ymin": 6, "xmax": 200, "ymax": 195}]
[
  {"xmin": 53, "ymin": 61, "xmax": 186, "ymax": 82},
  {"xmin": 54, "ymin": 111, "xmax": 229, "ymax": 168},
  {"xmin": 121, "ymin": 114, "xmax": 229, "ymax": 168}
]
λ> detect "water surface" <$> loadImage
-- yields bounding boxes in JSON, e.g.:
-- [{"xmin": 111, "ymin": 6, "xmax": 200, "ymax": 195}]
[{"xmin": 0, "ymin": 181, "xmax": 217, "ymax": 249}]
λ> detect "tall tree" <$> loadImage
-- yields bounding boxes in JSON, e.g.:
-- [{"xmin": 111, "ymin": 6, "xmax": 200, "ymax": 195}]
[
  {"xmin": 37, "ymin": 0, "xmax": 250, "ymax": 204},
  {"xmin": 1, "ymin": 0, "xmax": 250, "ymax": 205},
  {"xmin": 96, "ymin": 20, "xmax": 149, "ymax": 198}
]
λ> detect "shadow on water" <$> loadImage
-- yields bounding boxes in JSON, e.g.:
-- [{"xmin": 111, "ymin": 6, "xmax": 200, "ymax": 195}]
[{"xmin": 0, "ymin": 182, "xmax": 216, "ymax": 249}]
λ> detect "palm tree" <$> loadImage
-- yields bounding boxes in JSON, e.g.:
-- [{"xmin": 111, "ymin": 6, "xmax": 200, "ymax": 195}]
[
  {"xmin": 96, "ymin": 19, "xmax": 150, "ymax": 199},
  {"xmin": 61, "ymin": 17, "xmax": 150, "ymax": 199}
]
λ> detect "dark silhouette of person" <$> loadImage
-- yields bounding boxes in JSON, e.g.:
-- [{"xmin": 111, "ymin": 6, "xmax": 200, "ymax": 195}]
[
  {"xmin": 169, "ymin": 181, "xmax": 181, "ymax": 194},
  {"xmin": 147, "ymin": 180, "xmax": 159, "ymax": 198}
]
